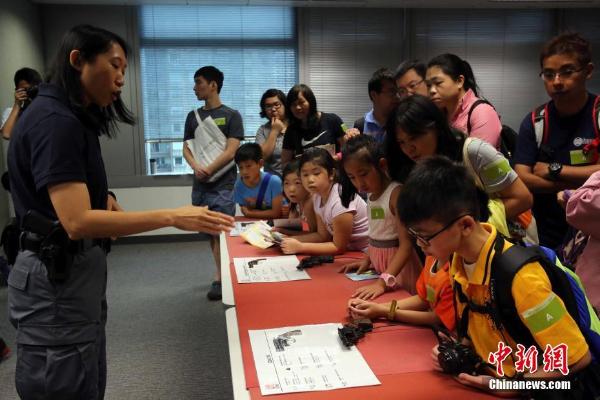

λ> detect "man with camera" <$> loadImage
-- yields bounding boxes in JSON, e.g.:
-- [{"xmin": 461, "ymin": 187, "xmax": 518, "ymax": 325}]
[{"xmin": 1, "ymin": 67, "xmax": 42, "ymax": 140}]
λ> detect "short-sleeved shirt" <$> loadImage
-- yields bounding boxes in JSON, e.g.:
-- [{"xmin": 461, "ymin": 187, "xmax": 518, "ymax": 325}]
[
  {"xmin": 8, "ymin": 83, "xmax": 108, "ymax": 224},
  {"xmin": 451, "ymin": 89, "xmax": 502, "ymax": 149},
  {"xmin": 464, "ymin": 137, "xmax": 517, "ymax": 195},
  {"xmin": 282, "ymin": 112, "xmax": 346, "ymax": 156},
  {"xmin": 184, "ymin": 105, "xmax": 244, "ymax": 191},
  {"xmin": 234, "ymin": 171, "xmax": 283, "ymax": 209},
  {"xmin": 254, "ymin": 123, "xmax": 284, "ymax": 176},
  {"xmin": 451, "ymin": 223, "xmax": 589, "ymax": 377},
  {"xmin": 415, "ymin": 257, "xmax": 454, "ymax": 331},
  {"xmin": 354, "ymin": 110, "xmax": 386, "ymax": 143},
  {"xmin": 513, "ymin": 93, "xmax": 599, "ymax": 248},
  {"xmin": 313, "ymin": 183, "xmax": 369, "ymax": 252}
]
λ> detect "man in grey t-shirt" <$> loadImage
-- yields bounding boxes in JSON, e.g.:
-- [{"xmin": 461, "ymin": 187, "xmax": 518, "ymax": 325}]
[{"xmin": 183, "ymin": 66, "xmax": 243, "ymax": 300}]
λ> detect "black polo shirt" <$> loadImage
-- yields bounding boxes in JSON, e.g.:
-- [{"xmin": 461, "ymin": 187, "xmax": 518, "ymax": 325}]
[{"xmin": 8, "ymin": 83, "xmax": 108, "ymax": 224}]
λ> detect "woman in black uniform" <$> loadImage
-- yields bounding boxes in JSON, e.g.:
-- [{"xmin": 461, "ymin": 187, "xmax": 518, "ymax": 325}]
[{"xmin": 6, "ymin": 25, "xmax": 234, "ymax": 400}]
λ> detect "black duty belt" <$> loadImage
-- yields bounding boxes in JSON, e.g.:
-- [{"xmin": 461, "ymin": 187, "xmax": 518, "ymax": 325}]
[{"xmin": 20, "ymin": 232, "xmax": 110, "ymax": 254}]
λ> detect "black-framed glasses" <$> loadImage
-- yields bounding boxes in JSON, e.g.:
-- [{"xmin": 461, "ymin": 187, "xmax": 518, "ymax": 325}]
[
  {"xmin": 407, "ymin": 214, "xmax": 471, "ymax": 246},
  {"xmin": 397, "ymin": 79, "xmax": 424, "ymax": 97},
  {"xmin": 539, "ymin": 67, "xmax": 585, "ymax": 82},
  {"xmin": 265, "ymin": 102, "xmax": 282, "ymax": 111}
]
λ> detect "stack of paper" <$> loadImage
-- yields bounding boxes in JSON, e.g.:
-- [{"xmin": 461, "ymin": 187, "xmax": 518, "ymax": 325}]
[{"xmin": 240, "ymin": 221, "xmax": 276, "ymax": 249}]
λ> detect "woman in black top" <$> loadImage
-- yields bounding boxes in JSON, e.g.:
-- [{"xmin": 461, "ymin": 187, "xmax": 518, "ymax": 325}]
[
  {"xmin": 7, "ymin": 25, "xmax": 233, "ymax": 400},
  {"xmin": 281, "ymin": 84, "xmax": 346, "ymax": 165}
]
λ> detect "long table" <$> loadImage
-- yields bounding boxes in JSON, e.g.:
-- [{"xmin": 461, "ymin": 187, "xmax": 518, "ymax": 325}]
[{"xmin": 221, "ymin": 231, "xmax": 498, "ymax": 399}]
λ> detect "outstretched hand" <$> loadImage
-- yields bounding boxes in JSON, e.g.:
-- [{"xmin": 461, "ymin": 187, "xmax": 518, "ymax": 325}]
[{"xmin": 173, "ymin": 205, "xmax": 234, "ymax": 235}]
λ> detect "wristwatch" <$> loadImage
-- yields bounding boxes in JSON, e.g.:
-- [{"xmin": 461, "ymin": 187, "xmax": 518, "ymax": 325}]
[
  {"xmin": 380, "ymin": 273, "xmax": 397, "ymax": 288},
  {"xmin": 548, "ymin": 162, "xmax": 563, "ymax": 180}
]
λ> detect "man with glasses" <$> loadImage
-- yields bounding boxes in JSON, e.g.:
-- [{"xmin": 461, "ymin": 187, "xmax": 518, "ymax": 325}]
[
  {"xmin": 394, "ymin": 60, "xmax": 428, "ymax": 99},
  {"xmin": 348, "ymin": 68, "xmax": 399, "ymax": 143},
  {"xmin": 514, "ymin": 33, "xmax": 599, "ymax": 249}
]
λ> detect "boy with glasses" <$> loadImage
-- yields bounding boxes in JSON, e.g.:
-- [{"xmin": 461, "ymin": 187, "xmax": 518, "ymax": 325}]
[
  {"xmin": 514, "ymin": 33, "xmax": 600, "ymax": 249},
  {"xmin": 398, "ymin": 156, "xmax": 594, "ymax": 398}
]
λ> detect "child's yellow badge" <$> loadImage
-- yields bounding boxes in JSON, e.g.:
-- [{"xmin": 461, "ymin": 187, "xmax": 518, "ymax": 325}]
[
  {"xmin": 569, "ymin": 149, "xmax": 593, "ymax": 165},
  {"xmin": 371, "ymin": 207, "xmax": 385, "ymax": 220},
  {"xmin": 214, "ymin": 117, "xmax": 226, "ymax": 126}
]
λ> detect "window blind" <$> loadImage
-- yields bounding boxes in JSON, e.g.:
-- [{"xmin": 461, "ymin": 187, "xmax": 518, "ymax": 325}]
[
  {"xmin": 563, "ymin": 9, "xmax": 600, "ymax": 94},
  {"xmin": 301, "ymin": 8, "xmax": 405, "ymax": 126},
  {"xmin": 413, "ymin": 9, "xmax": 554, "ymax": 129},
  {"xmin": 139, "ymin": 5, "xmax": 297, "ymax": 142}
]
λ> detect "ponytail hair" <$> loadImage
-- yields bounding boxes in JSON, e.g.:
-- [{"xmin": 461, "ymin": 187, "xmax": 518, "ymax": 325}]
[
  {"xmin": 428, "ymin": 53, "xmax": 480, "ymax": 97},
  {"xmin": 339, "ymin": 135, "xmax": 384, "ymax": 208}
]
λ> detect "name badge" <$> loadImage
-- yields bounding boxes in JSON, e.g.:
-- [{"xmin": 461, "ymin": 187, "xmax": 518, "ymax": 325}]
[
  {"xmin": 371, "ymin": 207, "xmax": 385, "ymax": 220},
  {"xmin": 570, "ymin": 150, "xmax": 593, "ymax": 165},
  {"xmin": 214, "ymin": 117, "xmax": 226, "ymax": 126}
]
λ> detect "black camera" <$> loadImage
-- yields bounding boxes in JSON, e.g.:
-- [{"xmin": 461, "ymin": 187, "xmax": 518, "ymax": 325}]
[
  {"xmin": 20, "ymin": 85, "xmax": 39, "ymax": 110},
  {"xmin": 437, "ymin": 335, "xmax": 483, "ymax": 376}
]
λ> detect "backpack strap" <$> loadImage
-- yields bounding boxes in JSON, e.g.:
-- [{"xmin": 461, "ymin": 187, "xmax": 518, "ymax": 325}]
[
  {"xmin": 453, "ymin": 281, "xmax": 472, "ymax": 341},
  {"xmin": 491, "ymin": 237, "xmax": 583, "ymax": 350},
  {"xmin": 193, "ymin": 108, "xmax": 203, "ymax": 125},
  {"xmin": 491, "ymin": 237, "xmax": 541, "ymax": 348},
  {"xmin": 583, "ymin": 95, "xmax": 600, "ymax": 164},
  {"xmin": 531, "ymin": 103, "xmax": 549, "ymax": 149},
  {"xmin": 453, "ymin": 244, "xmax": 499, "ymax": 341},
  {"xmin": 255, "ymin": 173, "xmax": 272, "ymax": 210},
  {"xmin": 466, "ymin": 99, "xmax": 490, "ymax": 135}
]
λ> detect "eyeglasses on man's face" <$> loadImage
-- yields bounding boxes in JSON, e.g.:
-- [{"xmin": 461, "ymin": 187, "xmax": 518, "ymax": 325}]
[
  {"xmin": 397, "ymin": 79, "xmax": 425, "ymax": 97},
  {"xmin": 539, "ymin": 66, "xmax": 585, "ymax": 82},
  {"xmin": 407, "ymin": 214, "xmax": 470, "ymax": 247}
]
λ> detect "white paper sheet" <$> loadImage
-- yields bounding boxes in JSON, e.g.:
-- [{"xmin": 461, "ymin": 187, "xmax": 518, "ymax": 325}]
[
  {"xmin": 233, "ymin": 256, "xmax": 308, "ymax": 283},
  {"xmin": 249, "ymin": 323, "xmax": 381, "ymax": 395}
]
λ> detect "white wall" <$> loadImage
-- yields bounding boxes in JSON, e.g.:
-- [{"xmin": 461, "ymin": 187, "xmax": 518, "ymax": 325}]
[
  {"xmin": 0, "ymin": 0, "xmax": 45, "ymax": 228},
  {"xmin": 112, "ymin": 186, "xmax": 192, "ymax": 235}
]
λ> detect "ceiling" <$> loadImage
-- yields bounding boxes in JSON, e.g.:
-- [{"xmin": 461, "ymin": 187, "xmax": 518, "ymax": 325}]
[{"xmin": 28, "ymin": 0, "xmax": 600, "ymax": 9}]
